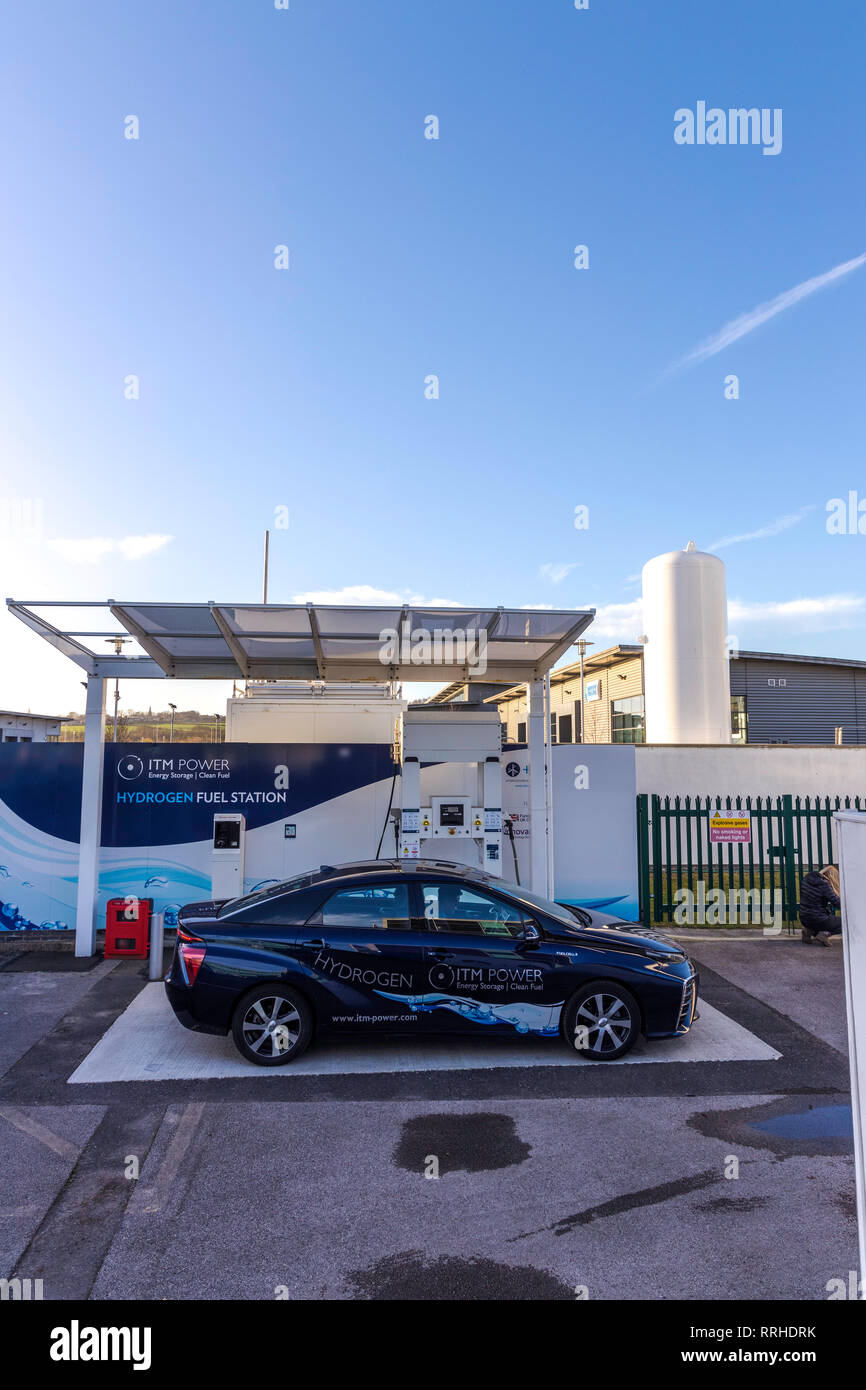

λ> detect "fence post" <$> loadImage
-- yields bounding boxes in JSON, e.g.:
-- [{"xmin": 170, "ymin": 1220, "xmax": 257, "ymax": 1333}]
[
  {"xmin": 637, "ymin": 794, "xmax": 651, "ymax": 928},
  {"xmin": 651, "ymin": 794, "xmax": 663, "ymax": 925},
  {"xmin": 781, "ymin": 794, "xmax": 798, "ymax": 931}
]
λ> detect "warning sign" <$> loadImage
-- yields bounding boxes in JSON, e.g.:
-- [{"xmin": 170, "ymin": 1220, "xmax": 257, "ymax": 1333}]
[{"xmin": 710, "ymin": 814, "xmax": 751, "ymax": 844}]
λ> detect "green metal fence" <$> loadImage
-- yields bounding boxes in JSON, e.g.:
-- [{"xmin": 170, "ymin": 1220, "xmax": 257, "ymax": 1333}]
[{"xmin": 636, "ymin": 794, "xmax": 865, "ymax": 930}]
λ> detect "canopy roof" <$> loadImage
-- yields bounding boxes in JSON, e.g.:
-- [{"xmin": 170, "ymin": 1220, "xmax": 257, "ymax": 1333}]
[{"xmin": 6, "ymin": 600, "xmax": 595, "ymax": 684}]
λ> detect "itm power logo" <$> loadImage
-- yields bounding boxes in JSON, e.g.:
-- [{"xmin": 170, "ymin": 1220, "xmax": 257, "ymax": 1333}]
[{"xmin": 49, "ymin": 1320, "xmax": 152, "ymax": 1372}]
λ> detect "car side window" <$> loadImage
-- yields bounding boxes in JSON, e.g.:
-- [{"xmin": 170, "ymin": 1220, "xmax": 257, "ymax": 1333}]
[
  {"xmin": 420, "ymin": 883, "xmax": 530, "ymax": 939},
  {"xmin": 319, "ymin": 884, "xmax": 411, "ymax": 931}
]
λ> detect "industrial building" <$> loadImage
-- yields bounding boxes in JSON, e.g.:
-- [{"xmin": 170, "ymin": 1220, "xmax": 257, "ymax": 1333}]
[
  {"xmin": 0, "ymin": 709, "xmax": 66, "ymax": 743},
  {"xmin": 481, "ymin": 647, "xmax": 866, "ymax": 747}
]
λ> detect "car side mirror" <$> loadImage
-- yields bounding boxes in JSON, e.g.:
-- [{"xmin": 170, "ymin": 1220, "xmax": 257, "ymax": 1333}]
[{"xmin": 519, "ymin": 922, "xmax": 541, "ymax": 949}]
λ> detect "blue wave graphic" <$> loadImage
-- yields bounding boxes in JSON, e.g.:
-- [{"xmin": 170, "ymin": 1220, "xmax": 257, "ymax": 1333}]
[{"xmin": 375, "ymin": 990, "xmax": 563, "ymax": 1036}]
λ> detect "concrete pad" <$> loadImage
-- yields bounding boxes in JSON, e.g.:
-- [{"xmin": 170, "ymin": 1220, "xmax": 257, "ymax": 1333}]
[{"xmin": 68, "ymin": 984, "xmax": 780, "ymax": 1083}]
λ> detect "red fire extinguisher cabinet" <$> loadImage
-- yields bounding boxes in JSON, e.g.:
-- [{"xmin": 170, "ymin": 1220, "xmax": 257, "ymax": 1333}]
[{"xmin": 105, "ymin": 897, "xmax": 153, "ymax": 958}]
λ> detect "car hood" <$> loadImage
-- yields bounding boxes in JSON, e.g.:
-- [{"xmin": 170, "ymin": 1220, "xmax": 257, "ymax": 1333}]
[{"xmin": 551, "ymin": 905, "xmax": 683, "ymax": 955}]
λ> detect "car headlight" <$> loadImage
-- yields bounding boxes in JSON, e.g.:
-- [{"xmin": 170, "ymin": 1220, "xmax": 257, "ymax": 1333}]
[{"xmin": 647, "ymin": 948, "xmax": 687, "ymax": 964}]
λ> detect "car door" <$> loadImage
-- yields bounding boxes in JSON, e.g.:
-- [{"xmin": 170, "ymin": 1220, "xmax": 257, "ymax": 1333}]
[
  {"xmin": 413, "ymin": 879, "xmax": 565, "ymax": 1038},
  {"xmin": 296, "ymin": 880, "xmax": 425, "ymax": 1032}
]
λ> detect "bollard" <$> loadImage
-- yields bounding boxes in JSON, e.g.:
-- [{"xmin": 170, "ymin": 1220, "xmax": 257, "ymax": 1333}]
[{"xmin": 148, "ymin": 911, "xmax": 165, "ymax": 982}]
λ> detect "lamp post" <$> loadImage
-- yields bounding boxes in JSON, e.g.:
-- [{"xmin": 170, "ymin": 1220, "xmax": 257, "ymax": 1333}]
[
  {"xmin": 576, "ymin": 639, "xmax": 594, "ymax": 743},
  {"xmin": 168, "ymin": 703, "xmax": 177, "ymax": 744},
  {"xmin": 106, "ymin": 636, "xmax": 131, "ymax": 742}
]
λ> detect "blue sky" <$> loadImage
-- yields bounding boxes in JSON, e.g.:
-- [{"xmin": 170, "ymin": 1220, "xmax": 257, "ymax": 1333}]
[{"xmin": 1, "ymin": 0, "xmax": 864, "ymax": 715}]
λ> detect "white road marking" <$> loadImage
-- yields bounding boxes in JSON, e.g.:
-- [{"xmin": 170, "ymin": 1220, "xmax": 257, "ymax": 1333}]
[
  {"xmin": 135, "ymin": 1101, "xmax": 206, "ymax": 1214},
  {"xmin": 67, "ymin": 984, "xmax": 780, "ymax": 1083},
  {"xmin": 0, "ymin": 1106, "xmax": 81, "ymax": 1159}
]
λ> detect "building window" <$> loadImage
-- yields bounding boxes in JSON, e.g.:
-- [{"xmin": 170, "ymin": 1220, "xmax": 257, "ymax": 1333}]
[
  {"xmin": 558, "ymin": 714, "xmax": 573, "ymax": 744},
  {"xmin": 550, "ymin": 714, "xmax": 558, "ymax": 744},
  {"xmin": 517, "ymin": 720, "xmax": 527, "ymax": 743},
  {"xmin": 612, "ymin": 695, "xmax": 645, "ymax": 744},
  {"xmin": 731, "ymin": 695, "xmax": 747, "ymax": 744}
]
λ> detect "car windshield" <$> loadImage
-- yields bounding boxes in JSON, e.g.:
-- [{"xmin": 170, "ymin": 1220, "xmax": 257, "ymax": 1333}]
[
  {"xmin": 495, "ymin": 881, "xmax": 589, "ymax": 929},
  {"xmin": 219, "ymin": 872, "xmax": 314, "ymax": 916}
]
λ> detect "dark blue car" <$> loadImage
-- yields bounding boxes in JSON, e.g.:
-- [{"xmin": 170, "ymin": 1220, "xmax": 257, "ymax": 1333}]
[{"xmin": 165, "ymin": 860, "xmax": 698, "ymax": 1066}]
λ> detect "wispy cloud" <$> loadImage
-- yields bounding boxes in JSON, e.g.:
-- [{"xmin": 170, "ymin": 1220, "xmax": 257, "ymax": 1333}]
[
  {"xmin": 577, "ymin": 591, "xmax": 866, "ymax": 643},
  {"xmin": 666, "ymin": 252, "xmax": 866, "ymax": 374},
  {"xmin": 47, "ymin": 534, "xmax": 173, "ymax": 564},
  {"xmin": 728, "ymin": 593, "xmax": 866, "ymax": 627},
  {"xmin": 576, "ymin": 599, "xmax": 643, "ymax": 643},
  {"xmin": 708, "ymin": 506, "xmax": 815, "ymax": 552},
  {"xmin": 539, "ymin": 562, "xmax": 580, "ymax": 585},
  {"xmin": 291, "ymin": 584, "xmax": 463, "ymax": 607}
]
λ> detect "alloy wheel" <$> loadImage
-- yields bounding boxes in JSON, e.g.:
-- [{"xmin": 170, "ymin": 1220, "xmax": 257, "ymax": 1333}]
[
  {"xmin": 240, "ymin": 996, "xmax": 301, "ymax": 1058},
  {"xmin": 574, "ymin": 992, "xmax": 633, "ymax": 1055}
]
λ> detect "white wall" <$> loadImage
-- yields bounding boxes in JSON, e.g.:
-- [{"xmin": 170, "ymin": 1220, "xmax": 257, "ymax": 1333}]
[{"xmin": 636, "ymin": 744, "xmax": 866, "ymax": 800}]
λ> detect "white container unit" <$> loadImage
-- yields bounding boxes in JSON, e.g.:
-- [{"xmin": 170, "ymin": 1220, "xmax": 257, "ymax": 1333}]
[{"xmin": 641, "ymin": 542, "xmax": 731, "ymax": 745}]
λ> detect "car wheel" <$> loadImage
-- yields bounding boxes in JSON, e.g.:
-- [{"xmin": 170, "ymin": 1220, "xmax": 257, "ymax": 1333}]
[
  {"xmin": 232, "ymin": 984, "xmax": 313, "ymax": 1067},
  {"xmin": 562, "ymin": 981, "xmax": 641, "ymax": 1061}
]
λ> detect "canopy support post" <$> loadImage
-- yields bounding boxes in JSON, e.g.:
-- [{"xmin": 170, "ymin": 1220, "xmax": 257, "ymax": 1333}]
[
  {"xmin": 75, "ymin": 675, "xmax": 106, "ymax": 957},
  {"xmin": 528, "ymin": 678, "xmax": 549, "ymax": 897}
]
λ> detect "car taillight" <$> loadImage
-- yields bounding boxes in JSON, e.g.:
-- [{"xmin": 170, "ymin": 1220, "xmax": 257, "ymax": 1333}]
[{"xmin": 177, "ymin": 931, "xmax": 206, "ymax": 987}]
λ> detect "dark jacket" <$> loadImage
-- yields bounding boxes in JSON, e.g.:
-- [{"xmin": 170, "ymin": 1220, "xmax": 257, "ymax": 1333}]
[{"xmin": 799, "ymin": 871, "xmax": 841, "ymax": 927}]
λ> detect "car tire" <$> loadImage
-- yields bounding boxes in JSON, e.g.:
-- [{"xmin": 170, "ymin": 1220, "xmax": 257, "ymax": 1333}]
[
  {"xmin": 561, "ymin": 981, "xmax": 641, "ymax": 1062},
  {"xmin": 232, "ymin": 984, "xmax": 313, "ymax": 1067}
]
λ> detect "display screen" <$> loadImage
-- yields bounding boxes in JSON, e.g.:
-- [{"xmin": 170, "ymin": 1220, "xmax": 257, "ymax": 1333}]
[
  {"xmin": 214, "ymin": 821, "xmax": 241, "ymax": 849},
  {"xmin": 439, "ymin": 803, "xmax": 464, "ymax": 826}
]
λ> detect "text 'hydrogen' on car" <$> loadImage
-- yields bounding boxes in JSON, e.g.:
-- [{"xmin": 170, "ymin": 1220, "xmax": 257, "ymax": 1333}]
[{"xmin": 166, "ymin": 861, "xmax": 698, "ymax": 1066}]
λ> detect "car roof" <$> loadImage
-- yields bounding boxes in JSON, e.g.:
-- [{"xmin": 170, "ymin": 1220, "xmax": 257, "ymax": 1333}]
[{"xmin": 313, "ymin": 859, "xmax": 495, "ymax": 882}]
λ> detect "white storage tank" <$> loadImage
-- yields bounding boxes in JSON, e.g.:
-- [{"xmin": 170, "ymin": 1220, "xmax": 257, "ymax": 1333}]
[{"xmin": 641, "ymin": 542, "xmax": 731, "ymax": 744}]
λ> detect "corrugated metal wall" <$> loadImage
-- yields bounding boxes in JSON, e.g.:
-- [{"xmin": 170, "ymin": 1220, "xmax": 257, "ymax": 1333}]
[{"xmin": 730, "ymin": 658, "xmax": 866, "ymax": 745}]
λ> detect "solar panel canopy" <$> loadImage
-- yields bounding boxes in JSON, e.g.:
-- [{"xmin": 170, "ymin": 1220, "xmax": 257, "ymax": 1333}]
[{"xmin": 6, "ymin": 601, "xmax": 595, "ymax": 684}]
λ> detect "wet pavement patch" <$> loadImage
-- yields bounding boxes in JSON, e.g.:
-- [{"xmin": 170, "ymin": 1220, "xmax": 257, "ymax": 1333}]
[
  {"xmin": 689, "ymin": 1096, "xmax": 854, "ymax": 1158},
  {"xmin": 393, "ymin": 1112, "xmax": 530, "ymax": 1174},
  {"xmin": 752, "ymin": 1104, "xmax": 853, "ymax": 1141},
  {"xmin": 347, "ymin": 1250, "xmax": 573, "ymax": 1300},
  {"xmin": 511, "ymin": 1167, "xmax": 720, "ymax": 1240},
  {"xmin": 694, "ymin": 1195, "xmax": 769, "ymax": 1213},
  {"xmin": 1, "ymin": 952, "xmax": 104, "ymax": 973}
]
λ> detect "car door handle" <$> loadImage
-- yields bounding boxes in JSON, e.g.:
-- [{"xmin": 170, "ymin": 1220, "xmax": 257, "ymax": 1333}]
[
  {"xmin": 300, "ymin": 938, "xmax": 324, "ymax": 949},
  {"xmin": 428, "ymin": 949, "xmax": 454, "ymax": 962}
]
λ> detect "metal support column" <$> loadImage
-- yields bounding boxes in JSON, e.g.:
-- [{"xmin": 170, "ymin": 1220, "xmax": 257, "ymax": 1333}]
[
  {"xmin": 75, "ymin": 675, "xmax": 106, "ymax": 956},
  {"xmin": 527, "ymin": 678, "xmax": 548, "ymax": 896}
]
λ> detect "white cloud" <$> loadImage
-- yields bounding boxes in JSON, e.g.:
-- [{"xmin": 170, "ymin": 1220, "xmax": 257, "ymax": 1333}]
[
  {"xmin": 577, "ymin": 592, "xmax": 866, "ymax": 643},
  {"xmin": 47, "ymin": 534, "xmax": 174, "ymax": 564},
  {"xmin": 576, "ymin": 599, "xmax": 644, "ymax": 643},
  {"xmin": 728, "ymin": 593, "xmax": 866, "ymax": 627},
  {"xmin": 291, "ymin": 584, "xmax": 463, "ymax": 607},
  {"xmin": 708, "ymin": 507, "xmax": 815, "ymax": 552},
  {"xmin": 539, "ymin": 562, "xmax": 580, "ymax": 584},
  {"xmin": 667, "ymin": 251, "xmax": 866, "ymax": 374}
]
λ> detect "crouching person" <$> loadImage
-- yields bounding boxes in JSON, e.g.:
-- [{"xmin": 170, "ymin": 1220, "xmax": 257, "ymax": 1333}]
[{"xmin": 799, "ymin": 864, "xmax": 842, "ymax": 946}]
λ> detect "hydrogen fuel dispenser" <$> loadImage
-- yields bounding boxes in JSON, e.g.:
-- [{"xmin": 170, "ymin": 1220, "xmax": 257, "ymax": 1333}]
[{"xmin": 211, "ymin": 813, "xmax": 246, "ymax": 900}]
